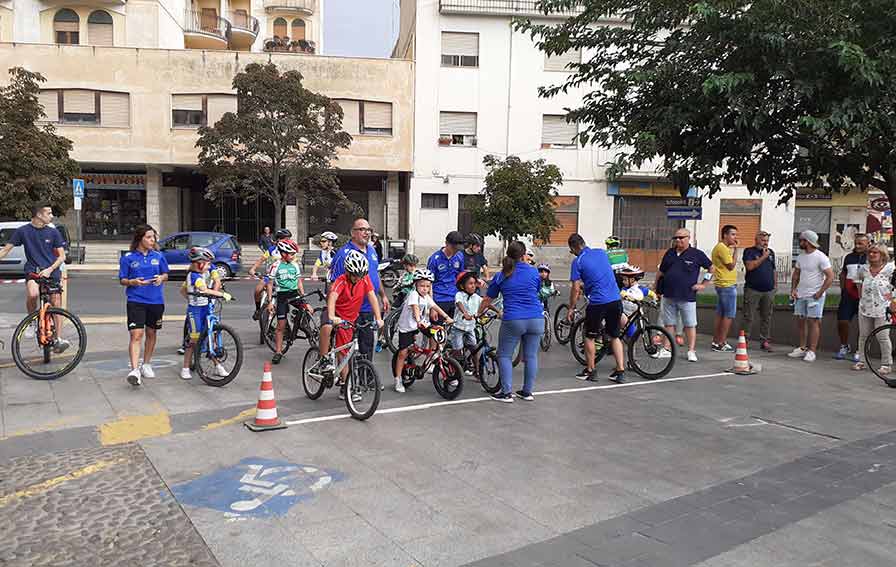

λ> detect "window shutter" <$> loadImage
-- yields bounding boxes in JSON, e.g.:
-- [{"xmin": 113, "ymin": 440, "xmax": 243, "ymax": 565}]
[
  {"xmin": 363, "ymin": 102, "xmax": 392, "ymax": 130},
  {"xmin": 100, "ymin": 92, "xmax": 129, "ymax": 127},
  {"xmin": 206, "ymin": 94, "xmax": 236, "ymax": 126},
  {"xmin": 88, "ymin": 22, "xmax": 113, "ymax": 46},
  {"xmin": 39, "ymin": 90, "xmax": 59, "ymax": 122},
  {"xmin": 335, "ymin": 99, "xmax": 360, "ymax": 135},
  {"xmin": 54, "ymin": 21, "xmax": 79, "ymax": 33},
  {"xmin": 64, "ymin": 90, "xmax": 96, "ymax": 113},
  {"xmin": 542, "ymin": 115, "xmax": 577, "ymax": 146},
  {"xmin": 273, "ymin": 18, "xmax": 287, "ymax": 37},
  {"xmin": 439, "ymin": 112, "xmax": 476, "ymax": 135},
  {"xmin": 544, "ymin": 49, "xmax": 581, "ymax": 72},
  {"xmin": 172, "ymin": 94, "xmax": 203, "ymax": 111},
  {"xmin": 441, "ymin": 32, "xmax": 478, "ymax": 56}
]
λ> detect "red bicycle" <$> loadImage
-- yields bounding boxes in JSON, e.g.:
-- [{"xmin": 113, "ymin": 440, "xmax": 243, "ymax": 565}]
[{"xmin": 390, "ymin": 324, "xmax": 464, "ymax": 400}]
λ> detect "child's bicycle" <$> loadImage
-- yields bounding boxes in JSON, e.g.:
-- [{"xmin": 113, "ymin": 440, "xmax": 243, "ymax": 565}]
[
  {"xmin": 261, "ymin": 290, "xmax": 324, "ymax": 354},
  {"xmin": 11, "ymin": 275, "xmax": 87, "ymax": 380},
  {"xmin": 457, "ymin": 312, "xmax": 503, "ymax": 394},
  {"xmin": 302, "ymin": 320, "xmax": 382, "ymax": 420},
  {"xmin": 553, "ymin": 297, "xmax": 587, "ymax": 346},
  {"xmin": 569, "ymin": 292, "xmax": 675, "ymax": 380},
  {"xmin": 187, "ymin": 291, "xmax": 243, "ymax": 386},
  {"xmin": 391, "ymin": 324, "xmax": 464, "ymax": 400},
  {"xmin": 377, "ymin": 286, "xmax": 409, "ymax": 354}
]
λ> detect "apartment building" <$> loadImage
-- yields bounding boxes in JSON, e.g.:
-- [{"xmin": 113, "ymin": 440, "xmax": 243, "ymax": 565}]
[{"xmin": 0, "ymin": 1, "xmax": 413, "ymax": 251}]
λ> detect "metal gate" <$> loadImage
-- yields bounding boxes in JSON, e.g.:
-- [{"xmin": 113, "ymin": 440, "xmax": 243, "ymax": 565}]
[{"xmin": 612, "ymin": 197, "xmax": 683, "ymax": 271}]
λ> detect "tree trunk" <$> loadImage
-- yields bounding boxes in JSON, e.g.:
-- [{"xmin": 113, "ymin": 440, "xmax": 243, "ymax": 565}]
[{"xmin": 272, "ymin": 167, "xmax": 282, "ymax": 232}]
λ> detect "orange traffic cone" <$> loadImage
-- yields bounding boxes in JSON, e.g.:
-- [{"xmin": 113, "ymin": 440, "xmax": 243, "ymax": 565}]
[
  {"xmin": 245, "ymin": 362, "xmax": 287, "ymax": 431},
  {"xmin": 728, "ymin": 331, "xmax": 758, "ymax": 375}
]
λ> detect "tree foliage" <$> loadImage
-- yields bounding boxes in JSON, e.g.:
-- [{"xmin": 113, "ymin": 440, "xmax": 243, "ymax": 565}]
[
  {"xmin": 197, "ymin": 63, "xmax": 356, "ymax": 230},
  {"xmin": 517, "ymin": 0, "xmax": 896, "ymax": 204},
  {"xmin": 0, "ymin": 67, "xmax": 79, "ymax": 219},
  {"xmin": 472, "ymin": 155, "xmax": 563, "ymax": 244}
]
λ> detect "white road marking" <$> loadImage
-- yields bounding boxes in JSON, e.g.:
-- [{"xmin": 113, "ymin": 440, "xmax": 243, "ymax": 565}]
[{"xmin": 283, "ymin": 371, "xmax": 733, "ymax": 426}]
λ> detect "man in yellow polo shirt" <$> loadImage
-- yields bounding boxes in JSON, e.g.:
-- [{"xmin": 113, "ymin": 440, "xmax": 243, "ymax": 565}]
[{"xmin": 711, "ymin": 225, "xmax": 739, "ymax": 351}]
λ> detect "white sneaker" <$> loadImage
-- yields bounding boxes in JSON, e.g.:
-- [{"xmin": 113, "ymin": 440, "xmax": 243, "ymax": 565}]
[
  {"xmin": 24, "ymin": 321, "xmax": 36, "ymax": 339},
  {"xmin": 803, "ymin": 350, "xmax": 817, "ymax": 362},
  {"xmin": 180, "ymin": 368, "xmax": 192, "ymax": 380},
  {"xmin": 52, "ymin": 338, "xmax": 71, "ymax": 354},
  {"xmin": 394, "ymin": 378, "xmax": 405, "ymax": 393},
  {"xmin": 464, "ymin": 369, "xmax": 474, "ymax": 376},
  {"xmin": 127, "ymin": 367, "xmax": 142, "ymax": 386},
  {"xmin": 687, "ymin": 350, "xmax": 698, "ymax": 362},
  {"xmin": 215, "ymin": 363, "xmax": 229, "ymax": 377},
  {"xmin": 140, "ymin": 364, "xmax": 155, "ymax": 379},
  {"xmin": 787, "ymin": 347, "xmax": 807, "ymax": 358},
  {"xmin": 655, "ymin": 348, "xmax": 672, "ymax": 359}
]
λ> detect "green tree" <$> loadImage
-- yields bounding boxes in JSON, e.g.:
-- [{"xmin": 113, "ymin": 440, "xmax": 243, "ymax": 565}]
[
  {"xmin": 197, "ymin": 63, "xmax": 356, "ymax": 231},
  {"xmin": 0, "ymin": 67, "xmax": 79, "ymax": 219},
  {"xmin": 517, "ymin": 0, "xmax": 896, "ymax": 204},
  {"xmin": 472, "ymin": 155, "xmax": 563, "ymax": 246}
]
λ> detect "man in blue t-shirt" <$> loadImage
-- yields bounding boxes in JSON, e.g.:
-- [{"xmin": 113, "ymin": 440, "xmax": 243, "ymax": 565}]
[
  {"xmin": 427, "ymin": 230, "xmax": 466, "ymax": 318},
  {"xmin": 566, "ymin": 233, "xmax": 626, "ymax": 383},
  {"xmin": 0, "ymin": 204, "xmax": 67, "ymax": 317},
  {"xmin": 740, "ymin": 230, "xmax": 776, "ymax": 352}
]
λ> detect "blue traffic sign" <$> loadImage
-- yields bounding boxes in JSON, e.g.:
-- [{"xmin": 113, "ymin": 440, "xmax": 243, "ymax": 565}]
[
  {"xmin": 667, "ymin": 207, "xmax": 703, "ymax": 220},
  {"xmin": 72, "ymin": 178, "xmax": 85, "ymax": 198}
]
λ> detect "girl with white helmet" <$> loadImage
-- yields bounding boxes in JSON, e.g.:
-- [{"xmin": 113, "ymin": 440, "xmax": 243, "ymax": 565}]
[
  {"xmin": 311, "ymin": 231, "xmax": 339, "ymax": 281},
  {"xmin": 266, "ymin": 239, "xmax": 309, "ymax": 364}
]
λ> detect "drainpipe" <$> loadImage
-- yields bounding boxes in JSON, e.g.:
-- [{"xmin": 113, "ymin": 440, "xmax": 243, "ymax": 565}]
[{"xmin": 505, "ymin": 20, "xmax": 514, "ymax": 157}]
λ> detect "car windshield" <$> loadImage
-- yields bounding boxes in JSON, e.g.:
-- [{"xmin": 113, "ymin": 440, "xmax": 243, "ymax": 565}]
[{"xmin": 191, "ymin": 234, "xmax": 219, "ymax": 248}]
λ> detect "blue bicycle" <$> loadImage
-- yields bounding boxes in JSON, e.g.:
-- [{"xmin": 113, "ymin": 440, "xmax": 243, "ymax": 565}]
[{"xmin": 188, "ymin": 292, "xmax": 243, "ymax": 387}]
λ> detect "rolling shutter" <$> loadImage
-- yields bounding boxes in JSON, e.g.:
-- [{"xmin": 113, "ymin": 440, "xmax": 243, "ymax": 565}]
[
  {"xmin": 54, "ymin": 21, "xmax": 79, "ymax": 33},
  {"xmin": 39, "ymin": 90, "xmax": 59, "ymax": 122},
  {"xmin": 172, "ymin": 94, "xmax": 203, "ymax": 111},
  {"xmin": 88, "ymin": 23, "xmax": 113, "ymax": 46},
  {"xmin": 273, "ymin": 18, "xmax": 287, "ymax": 37},
  {"xmin": 63, "ymin": 90, "xmax": 95, "ymax": 113},
  {"xmin": 542, "ymin": 115, "xmax": 577, "ymax": 146},
  {"xmin": 100, "ymin": 92, "xmax": 129, "ymax": 127},
  {"xmin": 363, "ymin": 102, "xmax": 392, "ymax": 130},
  {"xmin": 719, "ymin": 214, "xmax": 761, "ymax": 264},
  {"xmin": 544, "ymin": 49, "xmax": 581, "ymax": 72},
  {"xmin": 547, "ymin": 196, "xmax": 579, "ymax": 245},
  {"xmin": 336, "ymin": 99, "xmax": 360, "ymax": 135},
  {"xmin": 439, "ymin": 112, "xmax": 476, "ymax": 136},
  {"xmin": 441, "ymin": 32, "xmax": 478, "ymax": 56},
  {"xmin": 206, "ymin": 94, "xmax": 236, "ymax": 126}
]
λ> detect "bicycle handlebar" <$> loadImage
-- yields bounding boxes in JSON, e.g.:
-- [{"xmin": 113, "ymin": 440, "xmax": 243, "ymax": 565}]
[{"xmin": 186, "ymin": 291, "xmax": 235, "ymax": 302}]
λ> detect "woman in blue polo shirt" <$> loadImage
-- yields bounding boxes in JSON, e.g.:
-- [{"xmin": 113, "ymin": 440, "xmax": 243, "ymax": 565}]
[
  {"xmin": 118, "ymin": 224, "xmax": 169, "ymax": 386},
  {"xmin": 477, "ymin": 241, "xmax": 544, "ymax": 402}
]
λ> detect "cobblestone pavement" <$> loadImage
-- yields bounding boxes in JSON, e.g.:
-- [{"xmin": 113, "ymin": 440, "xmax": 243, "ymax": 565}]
[{"xmin": 0, "ymin": 444, "xmax": 219, "ymax": 567}]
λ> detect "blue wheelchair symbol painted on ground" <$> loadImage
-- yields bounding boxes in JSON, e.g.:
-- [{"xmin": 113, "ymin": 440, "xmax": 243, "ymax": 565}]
[{"xmin": 170, "ymin": 457, "xmax": 345, "ymax": 518}]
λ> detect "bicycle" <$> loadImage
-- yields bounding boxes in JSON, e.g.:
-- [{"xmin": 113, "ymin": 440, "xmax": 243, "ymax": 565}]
[
  {"xmin": 390, "ymin": 324, "xmax": 465, "ymax": 400},
  {"xmin": 863, "ymin": 309, "xmax": 896, "ymax": 388},
  {"xmin": 569, "ymin": 294, "xmax": 676, "ymax": 380},
  {"xmin": 187, "ymin": 292, "xmax": 243, "ymax": 386},
  {"xmin": 457, "ymin": 312, "xmax": 502, "ymax": 394},
  {"xmin": 11, "ymin": 275, "xmax": 87, "ymax": 380},
  {"xmin": 554, "ymin": 297, "xmax": 587, "ymax": 346},
  {"xmin": 261, "ymin": 290, "xmax": 324, "ymax": 355},
  {"xmin": 301, "ymin": 320, "xmax": 382, "ymax": 420}
]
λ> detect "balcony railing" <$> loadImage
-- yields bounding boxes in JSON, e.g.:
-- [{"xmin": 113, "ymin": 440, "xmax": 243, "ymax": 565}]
[
  {"xmin": 263, "ymin": 37, "xmax": 316, "ymax": 54},
  {"xmin": 183, "ymin": 9, "xmax": 231, "ymax": 41},
  {"xmin": 439, "ymin": 0, "xmax": 584, "ymax": 16},
  {"xmin": 263, "ymin": 0, "xmax": 316, "ymax": 13},
  {"xmin": 228, "ymin": 11, "xmax": 259, "ymax": 35}
]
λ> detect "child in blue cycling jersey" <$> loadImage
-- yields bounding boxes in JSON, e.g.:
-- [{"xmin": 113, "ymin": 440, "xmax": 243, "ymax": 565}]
[{"xmin": 181, "ymin": 247, "xmax": 231, "ymax": 380}]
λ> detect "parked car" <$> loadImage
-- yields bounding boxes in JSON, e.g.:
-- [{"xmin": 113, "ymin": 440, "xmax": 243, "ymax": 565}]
[
  {"xmin": 157, "ymin": 232, "xmax": 242, "ymax": 278},
  {"xmin": 0, "ymin": 221, "xmax": 82, "ymax": 275}
]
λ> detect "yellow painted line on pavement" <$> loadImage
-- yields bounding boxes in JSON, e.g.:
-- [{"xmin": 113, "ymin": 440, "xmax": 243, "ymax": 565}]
[
  {"xmin": 202, "ymin": 407, "xmax": 256, "ymax": 431},
  {"xmin": 0, "ymin": 457, "xmax": 128, "ymax": 508},
  {"xmin": 99, "ymin": 411, "xmax": 172, "ymax": 446}
]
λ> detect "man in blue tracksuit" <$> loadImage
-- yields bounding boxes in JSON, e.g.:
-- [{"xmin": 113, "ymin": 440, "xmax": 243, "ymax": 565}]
[{"xmin": 427, "ymin": 231, "xmax": 466, "ymax": 318}]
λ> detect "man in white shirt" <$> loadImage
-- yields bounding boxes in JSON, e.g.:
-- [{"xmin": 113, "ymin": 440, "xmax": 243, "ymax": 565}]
[{"xmin": 787, "ymin": 230, "xmax": 835, "ymax": 362}]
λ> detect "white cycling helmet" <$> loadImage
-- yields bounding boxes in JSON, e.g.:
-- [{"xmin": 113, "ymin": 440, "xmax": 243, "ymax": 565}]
[
  {"xmin": 412, "ymin": 268, "xmax": 434, "ymax": 282},
  {"xmin": 344, "ymin": 250, "xmax": 369, "ymax": 275},
  {"xmin": 320, "ymin": 231, "xmax": 338, "ymax": 242},
  {"xmin": 276, "ymin": 239, "xmax": 298, "ymax": 255},
  {"xmin": 188, "ymin": 246, "xmax": 214, "ymax": 262}
]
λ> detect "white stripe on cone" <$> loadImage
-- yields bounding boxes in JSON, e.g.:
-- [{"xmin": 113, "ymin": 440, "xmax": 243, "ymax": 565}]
[
  {"xmin": 256, "ymin": 408, "xmax": 278, "ymax": 420},
  {"xmin": 258, "ymin": 390, "xmax": 275, "ymax": 401}
]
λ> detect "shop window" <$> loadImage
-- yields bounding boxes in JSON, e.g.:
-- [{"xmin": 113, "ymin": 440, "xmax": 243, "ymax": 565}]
[
  {"xmin": 292, "ymin": 19, "xmax": 306, "ymax": 41},
  {"xmin": 87, "ymin": 10, "xmax": 113, "ymax": 46},
  {"xmin": 441, "ymin": 32, "xmax": 479, "ymax": 68},
  {"xmin": 54, "ymin": 9, "xmax": 80, "ymax": 45},
  {"xmin": 439, "ymin": 112, "xmax": 477, "ymax": 147},
  {"xmin": 273, "ymin": 17, "xmax": 287, "ymax": 38},
  {"xmin": 422, "ymin": 193, "xmax": 449, "ymax": 210},
  {"xmin": 82, "ymin": 183, "xmax": 146, "ymax": 239},
  {"xmin": 361, "ymin": 101, "xmax": 392, "ymax": 136}
]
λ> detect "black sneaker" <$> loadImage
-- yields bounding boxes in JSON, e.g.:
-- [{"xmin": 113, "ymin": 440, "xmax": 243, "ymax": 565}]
[
  {"xmin": 575, "ymin": 368, "xmax": 595, "ymax": 381},
  {"xmin": 490, "ymin": 392, "xmax": 513, "ymax": 403},
  {"xmin": 272, "ymin": 353, "xmax": 283, "ymax": 364},
  {"xmin": 609, "ymin": 370, "xmax": 626, "ymax": 384},
  {"xmin": 515, "ymin": 390, "xmax": 534, "ymax": 401}
]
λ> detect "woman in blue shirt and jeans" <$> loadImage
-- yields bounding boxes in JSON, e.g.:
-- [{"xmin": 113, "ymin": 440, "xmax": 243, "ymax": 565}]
[{"xmin": 478, "ymin": 241, "xmax": 544, "ymax": 402}]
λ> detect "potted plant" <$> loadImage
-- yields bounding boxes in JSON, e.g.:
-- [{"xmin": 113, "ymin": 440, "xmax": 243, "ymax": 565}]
[{"xmin": 438, "ymin": 136, "xmax": 452, "ymax": 146}]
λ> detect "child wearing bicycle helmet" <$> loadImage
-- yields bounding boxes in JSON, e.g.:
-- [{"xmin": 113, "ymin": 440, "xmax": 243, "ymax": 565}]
[
  {"xmin": 392, "ymin": 268, "xmax": 453, "ymax": 393},
  {"xmin": 250, "ymin": 228, "xmax": 293, "ymax": 320},
  {"xmin": 537, "ymin": 264, "xmax": 558, "ymax": 308},
  {"xmin": 618, "ymin": 264, "xmax": 645, "ymax": 328},
  {"xmin": 311, "ymin": 231, "xmax": 338, "ymax": 281},
  {"xmin": 265, "ymin": 239, "xmax": 309, "ymax": 364},
  {"xmin": 181, "ymin": 247, "xmax": 232, "ymax": 380}
]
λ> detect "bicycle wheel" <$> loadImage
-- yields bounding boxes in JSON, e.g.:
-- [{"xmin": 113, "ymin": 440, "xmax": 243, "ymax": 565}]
[
  {"xmin": 346, "ymin": 357, "xmax": 381, "ymax": 420},
  {"xmin": 433, "ymin": 355, "xmax": 464, "ymax": 400},
  {"xmin": 12, "ymin": 307, "xmax": 87, "ymax": 380},
  {"xmin": 628, "ymin": 324, "xmax": 675, "ymax": 380},
  {"xmin": 301, "ymin": 347, "xmax": 327, "ymax": 399},
  {"xmin": 554, "ymin": 304, "xmax": 572, "ymax": 345},
  {"xmin": 302, "ymin": 310, "xmax": 321, "ymax": 347},
  {"xmin": 195, "ymin": 324, "xmax": 243, "ymax": 387},
  {"xmin": 262, "ymin": 312, "xmax": 292, "ymax": 355},
  {"xmin": 569, "ymin": 318, "xmax": 606, "ymax": 368},
  {"xmin": 864, "ymin": 323, "xmax": 896, "ymax": 387},
  {"xmin": 391, "ymin": 349, "xmax": 418, "ymax": 388},
  {"xmin": 475, "ymin": 346, "xmax": 501, "ymax": 394},
  {"xmin": 540, "ymin": 312, "xmax": 552, "ymax": 351},
  {"xmin": 385, "ymin": 312, "xmax": 401, "ymax": 354}
]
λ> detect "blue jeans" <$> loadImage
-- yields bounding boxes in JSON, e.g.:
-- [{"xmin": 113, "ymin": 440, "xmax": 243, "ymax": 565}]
[{"xmin": 497, "ymin": 318, "xmax": 544, "ymax": 395}]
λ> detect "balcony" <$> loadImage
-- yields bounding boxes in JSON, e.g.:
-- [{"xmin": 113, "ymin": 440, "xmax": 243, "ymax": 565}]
[
  {"xmin": 183, "ymin": 9, "xmax": 231, "ymax": 50},
  {"xmin": 439, "ymin": 0, "xmax": 584, "ymax": 17},
  {"xmin": 228, "ymin": 11, "xmax": 259, "ymax": 50},
  {"xmin": 263, "ymin": 0, "xmax": 315, "ymax": 14},
  {"xmin": 262, "ymin": 36, "xmax": 316, "ymax": 54}
]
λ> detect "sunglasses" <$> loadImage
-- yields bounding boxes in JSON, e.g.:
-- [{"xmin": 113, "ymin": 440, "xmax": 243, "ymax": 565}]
[{"xmin": 352, "ymin": 227, "xmax": 373, "ymax": 233}]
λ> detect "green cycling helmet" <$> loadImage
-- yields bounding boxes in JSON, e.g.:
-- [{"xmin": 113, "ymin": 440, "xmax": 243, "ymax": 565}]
[{"xmin": 605, "ymin": 235, "xmax": 622, "ymax": 249}]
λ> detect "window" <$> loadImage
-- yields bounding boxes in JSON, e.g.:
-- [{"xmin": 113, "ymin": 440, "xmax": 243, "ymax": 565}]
[
  {"xmin": 39, "ymin": 90, "xmax": 59, "ymax": 122},
  {"xmin": 361, "ymin": 101, "xmax": 393, "ymax": 136},
  {"xmin": 439, "ymin": 112, "xmax": 477, "ymax": 146},
  {"xmin": 613, "ymin": 197, "xmax": 683, "ymax": 269},
  {"xmin": 335, "ymin": 99, "xmax": 360, "ymax": 135},
  {"xmin": 54, "ymin": 9, "xmax": 80, "ymax": 45},
  {"xmin": 206, "ymin": 94, "xmax": 237, "ymax": 126},
  {"xmin": 292, "ymin": 19, "xmax": 306, "ymax": 41},
  {"xmin": 232, "ymin": 9, "xmax": 249, "ymax": 29},
  {"xmin": 200, "ymin": 8, "xmax": 219, "ymax": 33},
  {"xmin": 542, "ymin": 115, "xmax": 577, "ymax": 148},
  {"xmin": 458, "ymin": 194, "xmax": 483, "ymax": 236},
  {"xmin": 87, "ymin": 10, "xmax": 113, "ymax": 46},
  {"xmin": 99, "ymin": 92, "xmax": 129, "ymax": 127},
  {"xmin": 190, "ymin": 234, "xmax": 219, "ymax": 248},
  {"xmin": 544, "ymin": 48, "xmax": 581, "ymax": 72},
  {"xmin": 162, "ymin": 234, "xmax": 190, "ymax": 250},
  {"xmin": 273, "ymin": 17, "xmax": 287, "ymax": 38},
  {"xmin": 441, "ymin": 32, "xmax": 479, "ymax": 68},
  {"xmin": 172, "ymin": 94, "xmax": 205, "ymax": 127},
  {"xmin": 62, "ymin": 90, "xmax": 98, "ymax": 124},
  {"xmin": 422, "ymin": 193, "xmax": 449, "ymax": 209}
]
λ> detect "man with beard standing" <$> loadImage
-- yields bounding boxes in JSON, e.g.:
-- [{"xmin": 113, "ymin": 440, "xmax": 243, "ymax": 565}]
[{"xmin": 788, "ymin": 230, "xmax": 835, "ymax": 362}]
